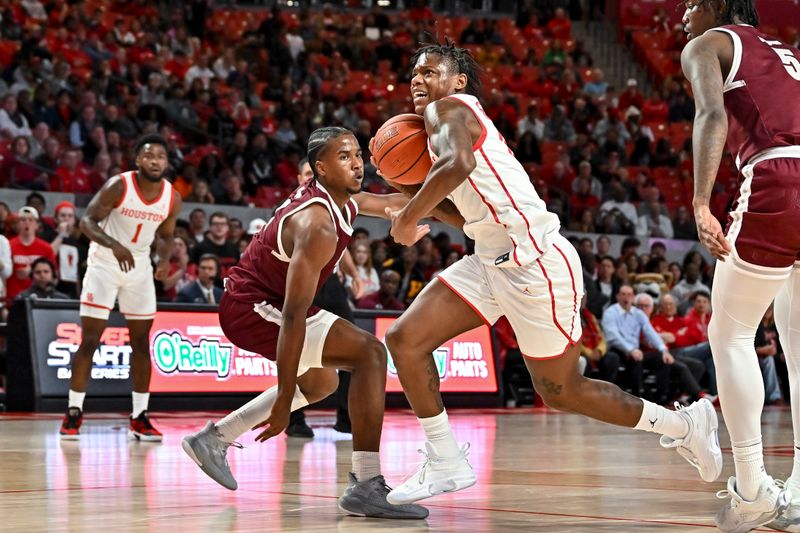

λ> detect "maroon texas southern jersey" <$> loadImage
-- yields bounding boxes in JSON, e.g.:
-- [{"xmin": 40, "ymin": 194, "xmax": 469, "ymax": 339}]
[
  {"xmin": 709, "ymin": 25, "xmax": 800, "ymax": 167},
  {"xmin": 224, "ymin": 180, "xmax": 357, "ymax": 313}
]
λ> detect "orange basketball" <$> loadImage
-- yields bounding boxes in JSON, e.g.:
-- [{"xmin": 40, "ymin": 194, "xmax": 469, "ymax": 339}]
[{"xmin": 372, "ymin": 113, "xmax": 432, "ymax": 186}]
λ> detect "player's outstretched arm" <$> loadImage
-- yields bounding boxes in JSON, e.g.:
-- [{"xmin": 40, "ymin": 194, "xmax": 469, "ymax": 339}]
[
  {"xmin": 254, "ymin": 205, "xmax": 337, "ymax": 442},
  {"xmin": 153, "ymin": 191, "xmax": 183, "ymax": 280},
  {"xmin": 681, "ymin": 32, "xmax": 732, "ymax": 260},
  {"xmin": 356, "ymin": 186, "xmax": 465, "ymax": 230},
  {"xmin": 80, "ymin": 176, "xmax": 136, "ymax": 272}
]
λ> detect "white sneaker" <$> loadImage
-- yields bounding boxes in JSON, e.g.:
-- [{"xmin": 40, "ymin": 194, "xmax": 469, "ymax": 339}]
[
  {"xmin": 659, "ymin": 398, "xmax": 722, "ymax": 482},
  {"xmin": 766, "ymin": 501, "xmax": 800, "ymax": 532},
  {"xmin": 716, "ymin": 476, "xmax": 791, "ymax": 533},
  {"xmin": 386, "ymin": 442, "xmax": 476, "ymax": 505}
]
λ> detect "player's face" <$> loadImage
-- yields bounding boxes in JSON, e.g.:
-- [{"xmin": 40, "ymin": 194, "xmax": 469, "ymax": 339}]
[
  {"xmin": 681, "ymin": 0, "xmax": 715, "ymax": 40},
  {"xmin": 136, "ymin": 143, "xmax": 169, "ymax": 182},
  {"xmin": 298, "ymin": 162, "xmax": 314, "ymax": 186},
  {"xmin": 410, "ymin": 53, "xmax": 468, "ymax": 115},
  {"xmin": 315, "ymin": 134, "xmax": 363, "ymax": 196}
]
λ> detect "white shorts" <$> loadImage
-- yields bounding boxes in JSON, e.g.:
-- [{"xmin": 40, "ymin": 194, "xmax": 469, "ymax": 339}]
[
  {"xmin": 438, "ymin": 233, "xmax": 584, "ymax": 358},
  {"xmin": 251, "ymin": 302, "xmax": 338, "ymax": 376},
  {"xmin": 80, "ymin": 259, "xmax": 156, "ymax": 321}
]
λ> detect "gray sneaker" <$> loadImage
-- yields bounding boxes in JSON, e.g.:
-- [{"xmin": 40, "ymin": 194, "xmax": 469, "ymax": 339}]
[
  {"xmin": 182, "ymin": 421, "xmax": 241, "ymax": 491},
  {"xmin": 715, "ymin": 476, "xmax": 791, "ymax": 533},
  {"xmin": 766, "ymin": 501, "xmax": 800, "ymax": 532},
  {"xmin": 338, "ymin": 473, "xmax": 429, "ymax": 519}
]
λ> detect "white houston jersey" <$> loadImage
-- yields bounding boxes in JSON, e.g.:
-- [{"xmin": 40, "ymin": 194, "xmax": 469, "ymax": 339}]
[
  {"xmin": 89, "ymin": 171, "xmax": 174, "ymax": 263},
  {"xmin": 428, "ymin": 94, "xmax": 560, "ymax": 268}
]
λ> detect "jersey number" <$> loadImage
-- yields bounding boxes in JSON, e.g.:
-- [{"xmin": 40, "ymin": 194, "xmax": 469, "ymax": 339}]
[
  {"xmin": 759, "ymin": 37, "xmax": 800, "ymax": 81},
  {"xmin": 131, "ymin": 223, "xmax": 143, "ymax": 244}
]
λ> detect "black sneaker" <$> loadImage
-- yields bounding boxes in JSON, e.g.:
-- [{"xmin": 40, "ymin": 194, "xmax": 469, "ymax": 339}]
[
  {"xmin": 60, "ymin": 407, "xmax": 83, "ymax": 440},
  {"xmin": 286, "ymin": 419, "xmax": 314, "ymax": 438},
  {"xmin": 333, "ymin": 417, "xmax": 352, "ymax": 434}
]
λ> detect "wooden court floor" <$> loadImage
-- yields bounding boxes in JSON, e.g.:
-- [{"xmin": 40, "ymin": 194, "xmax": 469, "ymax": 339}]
[{"xmin": 0, "ymin": 407, "xmax": 794, "ymax": 532}]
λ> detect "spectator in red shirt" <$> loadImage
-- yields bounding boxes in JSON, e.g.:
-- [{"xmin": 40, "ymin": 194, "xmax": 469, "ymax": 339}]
[
  {"xmin": 619, "ymin": 78, "xmax": 645, "ymax": 113},
  {"xmin": 357, "ymin": 270, "xmax": 405, "ymax": 311},
  {"xmin": 546, "ymin": 8, "xmax": 572, "ymax": 41},
  {"xmin": 569, "ymin": 176, "xmax": 600, "ymax": 219},
  {"xmin": 52, "ymin": 148, "xmax": 92, "ymax": 193},
  {"xmin": 7, "ymin": 206, "xmax": 56, "ymax": 304},
  {"xmin": 684, "ymin": 290, "xmax": 711, "ymax": 343},
  {"xmin": 651, "ymin": 293, "xmax": 716, "ymax": 395},
  {"xmin": 641, "ymin": 90, "xmax": 670, "ymax": 124}
]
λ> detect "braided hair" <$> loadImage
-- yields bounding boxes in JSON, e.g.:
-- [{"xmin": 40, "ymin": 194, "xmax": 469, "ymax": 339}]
[
  {"xmin": 306, "ymin": 127, "xmax": 352, "ymax": 178},
  {"xmin": 410, "ymin": 39, "xmax": 482, "ymax": 98},
  {"xmin": 719, "ymin": 0, "xmax": 759, "ymax": 26}
]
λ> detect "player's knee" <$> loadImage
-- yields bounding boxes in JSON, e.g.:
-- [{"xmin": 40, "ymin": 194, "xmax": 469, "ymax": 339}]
[
  {"xmin": 385, "ymin": 322, "xmax": 412, "ymax": 360},
  {"xmin": 364, "ymin": 336, "xmax": 387, "ymax": 373},
  {"xmin": 533, "ymin": 376, "xmax": 577, "ymax": 412},
  {"xmin": 77, "ymin": 332, "xmax": 102, "ymax": 354}
]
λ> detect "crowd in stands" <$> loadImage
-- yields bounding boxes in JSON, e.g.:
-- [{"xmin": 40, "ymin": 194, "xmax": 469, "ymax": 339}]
[
  {"xmin": 0, "ymin": 0, "xmax": 724, "ymax": 237},
  {"xmin": 0, "ymin": 1, "xmax": 793, "ymax": 406}
]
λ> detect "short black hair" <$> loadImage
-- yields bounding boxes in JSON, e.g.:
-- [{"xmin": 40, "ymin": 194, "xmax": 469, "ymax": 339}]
[
  {"xmin": 198, "ymin": 253, "xmax": 221, "ymax": 271},
  {"xmin": 134, "ymin": 133, "xmax": 168, "ymax": 155},
  {"xmin": 720, "ymin": 0, "xmax": 759, "ymax": 26},
  {"xmin": 307, "ymin": 127, "xmax": 352, "ymax": 178},
  {"xmin": 411, "ymin": 39, "xmax": 482, "ymax": 98},
  {"xmin": 209, "ymin": 211, "xmax": 229, "ymax": 224},
  {"xmin": 30, "ymin": 257, "xmax": 56, "ymax": 277},
  {"xmin": 26, "ymin": 192, "xmax": 45, "ymax": 206}
]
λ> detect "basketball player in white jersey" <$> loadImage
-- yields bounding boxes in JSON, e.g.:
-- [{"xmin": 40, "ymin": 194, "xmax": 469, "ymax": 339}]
[
  {"xmin": 60, "ymin": 134, "xmax": 182, "ymax": 440},
  {"xmin": 380, "ymin": 42, "xmax": 721, "ymax": 505}
]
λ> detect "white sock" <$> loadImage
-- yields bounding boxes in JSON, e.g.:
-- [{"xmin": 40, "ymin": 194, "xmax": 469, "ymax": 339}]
[
  {"xmin": 419, "ymin": 409, "xmax": 461, "ymax": 458},
  {"xmin": 68, "ymin": 390, "xmax": 86, "ymax": 411},
  {"xmin": 132, "ymin": 392, "xmax": 149, "ymax": 418},
  {"xmin": 733, "ymin": 437, "xmax": 768, "ymax": 501},
  {"xmin": 352, "ymin": 451, "xmax": 381, "ymax": 481},
  {"xmin": 634, "ymin": 399, "xmax": 689, "ymax": 440},
  {"xmin": 216, "ymin": 385, "xmax": 309, "ymax": 443},
  {"xmin": 788, "ymin": 444, "xmax": 800, "ymax": 496}
]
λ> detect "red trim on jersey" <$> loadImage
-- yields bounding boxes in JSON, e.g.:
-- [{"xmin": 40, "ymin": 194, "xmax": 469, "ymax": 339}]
[
  {"xmin": 167, "ymin": 184, "xmax": 176, "ymax": 215},
  {"xmin": 436, "ymin": 275, "xmax": 491, "ymax": 326},
  {"xmin": 536, "ymin": 258, "xmax": 572, "ymax": 342},
  {"xmin": 80, "ymin": 301, "xmax": 112, "ymax": 311},
  {"xmin": 553, "ymin": 243, "xmax": 579, "ymax": 340},
  {"xmin": 466, "ymin": 177, "xmax": 522, "ymax": 266},
  {"xmin": 521, "ymin": 339, "xmax": 577, "ymax": 360},
  {"xmin": 113, "ymin": 173, "xmax": 128, "ymax": 208},
  {"xmin": 131, "ymin": 171, "xmax": 166, "ymax": 206},
  {"xmin": 479, "ymin": 147, "xmax": 544, "ymax": 255},
  {"xmin": 443, "ymin": 95, "xmax": 487, "ymax": 151},
  {"xmin": 124, "ymin": 312, "xmax": 156, "ymax": 318}
]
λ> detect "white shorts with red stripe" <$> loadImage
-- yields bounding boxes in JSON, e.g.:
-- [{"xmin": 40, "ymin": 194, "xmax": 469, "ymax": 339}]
[
  {"xmin": 80, "ymin": 258, "xmax": 156, "ymax": 321},
  {"xmin": 438, "ymin": 233, "xmax": 583, "ymax": 358}
]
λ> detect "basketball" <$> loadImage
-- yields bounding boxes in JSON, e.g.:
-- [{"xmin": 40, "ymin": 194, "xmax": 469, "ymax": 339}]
[{"xmin": 372, "ymin": 113, "xmax": 432, "ymax": 186}]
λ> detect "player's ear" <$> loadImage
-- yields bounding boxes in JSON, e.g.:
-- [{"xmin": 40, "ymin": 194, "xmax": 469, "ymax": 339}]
[
  {"xmin": 455, "ymin": 73, "xmax": 467, "ymax": 91},
  {"xmin": 315, "ymin": 160, "xmax": 325, "ymax": 178}
]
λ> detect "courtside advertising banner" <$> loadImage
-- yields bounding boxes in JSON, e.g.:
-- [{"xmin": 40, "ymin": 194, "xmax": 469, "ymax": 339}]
[{"xmin": 32, "ymin": 306, "xmax": 497, "ymax": 395}]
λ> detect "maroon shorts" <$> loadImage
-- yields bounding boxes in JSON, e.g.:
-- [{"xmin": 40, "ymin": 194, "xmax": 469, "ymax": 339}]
[
  {"xmin": 726, "ymin": 157, "xmax": 800, "ymax": 268},
  {"xmin": 219, "ymin": 293, "xmax": 280, "ymax": 359}
]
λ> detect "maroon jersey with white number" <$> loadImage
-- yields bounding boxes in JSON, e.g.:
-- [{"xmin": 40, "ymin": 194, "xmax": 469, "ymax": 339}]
[
  {"xmin": 709, "ymin": 25, "xmax": 800, "ymax": 167},
  {"xmin": 224, "ymin": 180, "xmax": 357, "ymax": 313}
]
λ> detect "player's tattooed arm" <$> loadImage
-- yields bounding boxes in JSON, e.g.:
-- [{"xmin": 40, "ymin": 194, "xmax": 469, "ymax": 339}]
[
  {"xmin": 80, "ymin": 176, "xmax": 126, "ymax": 249},
  {"xmin": 153, "ymin": 191, "xmax": 183, "ymax": 280},
  {"xmin": 396, "ymin": 99, "xmax": 478, "ymax": 227},
  {"xmin": 681, "ymin": 32, "xmax": 732, "ymax": 260},
  {"xmin": 80, "ymin": 176, "xmax": 138, "ymax": 271}
]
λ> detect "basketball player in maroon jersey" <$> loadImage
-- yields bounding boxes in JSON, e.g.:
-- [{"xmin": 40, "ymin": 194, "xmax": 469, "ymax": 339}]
[
  {"xmin": 379, "ymin": 42, "xmax": 721, "ymax": 506},
  {"xmin": 182, "ymin": 127, "xmax": 461, "ymax": 519},
  {"xmin": 681, "ymin": 1, "xmax": 800, "ymax": 530},
  {"xmin": 60, "ymin": 134, "xmax": 182, "ymax": 441}
]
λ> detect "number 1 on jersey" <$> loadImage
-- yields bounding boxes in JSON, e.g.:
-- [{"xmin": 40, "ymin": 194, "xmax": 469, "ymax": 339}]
[{"xmin": 131, "ymin": 223, "xmax": 143, "ymax": 243}]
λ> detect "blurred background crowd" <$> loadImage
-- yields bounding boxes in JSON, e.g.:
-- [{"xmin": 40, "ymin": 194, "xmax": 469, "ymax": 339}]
[{"xmin": 0, "ymin": 0, "xmax": 796, "ymax": 407}]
